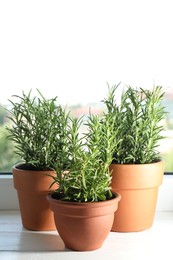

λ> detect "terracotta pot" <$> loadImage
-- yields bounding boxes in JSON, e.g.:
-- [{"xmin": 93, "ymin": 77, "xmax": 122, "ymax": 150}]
[
  {"xmin": 13, "ymin": 165, "xmax": 57, "ymax": 231},
  {"xmin": 110, "ymin": 161, "xmax": 164, "ymax": 232},
  {"xmin": 47, "ymin": 192, "xmax": 121, "ymax": 251}
]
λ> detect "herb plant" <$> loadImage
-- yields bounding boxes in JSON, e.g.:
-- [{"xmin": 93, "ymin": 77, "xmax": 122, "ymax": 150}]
[
  {"xmin": 103, "ymin": 84, "xmax": 166, "ymax": 164},
  {"xmin": 51, "ymin": 112, "xmax": 116, "ymax": 202},
  {"xmin": 6, "ymin": 90, "xmax": 69, "ymax": 170}
]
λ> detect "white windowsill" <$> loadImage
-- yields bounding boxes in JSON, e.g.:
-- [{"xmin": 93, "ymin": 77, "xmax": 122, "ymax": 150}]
[
  {"xmin": 0, "ymin": 174, "xmax": 173, "ymax": 211},
  {"xmin": 1, "ymin": 175, "xmax": 173, "ymax": 259},
  {"xmin": 0, "ymin": 211, "xmax": 173, "ymax": 259}
]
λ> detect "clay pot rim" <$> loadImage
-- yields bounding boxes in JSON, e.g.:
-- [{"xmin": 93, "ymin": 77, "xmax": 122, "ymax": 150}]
[
  {"xmin": 111, "ymin": 159, "xmax": 163, "ymax": 166},
  {"xmin": 110, "ymin": 160, "xmax": 164, "ymax": 190},
  {"xmin": 12, "ymin": 163, "xmax": 55, "ymax": 173},
  {"xmin": 47, "ymin": 191, "xmax": 121, "ymax": 206}
]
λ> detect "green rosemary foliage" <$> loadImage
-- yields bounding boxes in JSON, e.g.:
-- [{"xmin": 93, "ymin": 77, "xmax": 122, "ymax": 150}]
[
  {"xmin": 51, "ymin": 113, "xmax": 116, "ymax": 202},
  {"xmin": 103, "ymin": 84, "xmax": 166, "ymax": 164},
  {"xmin": 6, "ymin": 90, "xmax": 69, "ymax": 170}
]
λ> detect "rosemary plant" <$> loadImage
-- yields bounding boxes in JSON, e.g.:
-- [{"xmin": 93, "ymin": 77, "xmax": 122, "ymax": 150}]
[
  {"xmin": 6, "ymin": 90, "xmax": 69, "ymax": 170},
  {"xmin": 51, "ymin": 113, "xmax": 116, "ymax": 202},
  {"xmin": 103, "ymin": 84, "xmax": 166, "ymax": 164}
]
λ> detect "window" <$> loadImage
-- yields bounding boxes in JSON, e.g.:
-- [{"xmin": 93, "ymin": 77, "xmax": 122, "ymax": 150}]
[{"xmin": 0, "ymin": 0, "xmax": 173, "ymax": 212}]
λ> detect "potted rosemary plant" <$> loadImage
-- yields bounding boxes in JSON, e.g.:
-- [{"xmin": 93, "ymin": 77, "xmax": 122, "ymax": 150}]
[
  {"xmin": 6, "ymin": 90, "xmax": 69, "ymax": 231},
  {"xmin": 47, "ymin": 113, "xmax": 121, "ymax": 251},
  {"xmin": 103, "ymin": 84, "xmax": 166, "ymax": 232}
]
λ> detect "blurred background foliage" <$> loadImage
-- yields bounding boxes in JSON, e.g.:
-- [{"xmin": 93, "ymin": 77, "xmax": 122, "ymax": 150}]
[
  {"xmin": 0, "ymin": 100, "xmax": 173, "ymax": 173},
  {"xmin": 0, "ymin": 105, "xmax": 20, "ymax": 171}
]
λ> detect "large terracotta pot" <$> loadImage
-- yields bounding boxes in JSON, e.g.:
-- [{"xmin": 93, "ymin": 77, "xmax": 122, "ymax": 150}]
[
  {"xmin": 13, "ymin": 165, "xmax": 57, "ymax": 231},
  {"xmin": 110, "ymin": 161, "xmax": 164, "ymax": 232},
  {"xmin": 47, "ymin": 192, "xmax": 121, "ymax": 251}
]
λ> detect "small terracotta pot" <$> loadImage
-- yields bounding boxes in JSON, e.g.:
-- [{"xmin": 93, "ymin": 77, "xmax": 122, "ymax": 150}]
[
  {"xmin": 47, "ymin": 192, "xmax": 121, "ymax": 251},
  {"xmin": 13, "ymin": 165, "xmax": 57, "ymax": 231},
  {"xmin": 110, "ymin": 161, "xmax": 164, "ymax": 232}
]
